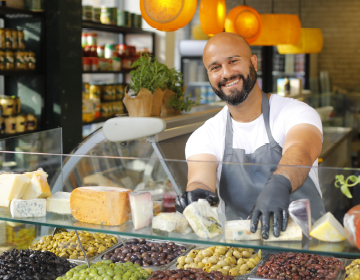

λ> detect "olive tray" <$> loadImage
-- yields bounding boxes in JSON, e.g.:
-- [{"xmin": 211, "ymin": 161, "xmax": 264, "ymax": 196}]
[
  {"xmin": 246, "ymin": 253, "xmax": 348, "ymax": 280},
  {"xmin": 91, "ymin": 239, "xmax": 195, "ymax": 272},
  {"xmin": 166, "ymin": 245, "xmax": 268, "ymax": 280}
]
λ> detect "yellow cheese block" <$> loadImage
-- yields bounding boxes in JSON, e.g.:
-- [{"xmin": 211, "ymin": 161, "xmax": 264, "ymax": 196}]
[
  {"xmin": 22, "ymin": 172, "xmax": 51, "ymax": 200},
  {"xmin": 310, "ymin": 212, "xmax": 346, "ymax": 242},
  {"xmin": 0, "ymin": 174, "xmax": 31, "ymax": 209},
  {"xmin": 70, "ymin": 186, "xmax": 132, "ymax": 226},
  {"xmin": 24, "ymin": 169, "xmax": 48, "ymax": 179}
]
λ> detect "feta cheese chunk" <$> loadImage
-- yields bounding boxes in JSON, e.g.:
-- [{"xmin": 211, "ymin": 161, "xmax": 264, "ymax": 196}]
[
  {"xmin": 0, "ymin": 174, "xmax": 31, "ymax": 209},
  {"xmin": 225, "ymin": 220, "xmax": 261, "ymax": 240},
  {"xmin": 10, "ymin": 199, "xmax": 46, "ymax": 218},
  {"xmin": 46, "ymin": 192, "xmax": 71, "ymax": 215},
  {"xmin": 129, "ymin": 191, "xmax": 153, "ymax": 230},
  {"xmin": 152, "ymin": 213, "xmax": 192, "ymax": 235}
]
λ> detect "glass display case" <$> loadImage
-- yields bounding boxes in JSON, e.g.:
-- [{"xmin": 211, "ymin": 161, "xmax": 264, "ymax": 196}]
[{"xmin": 0, "ymin": 122, "xmax": 358, "ymax": 262}]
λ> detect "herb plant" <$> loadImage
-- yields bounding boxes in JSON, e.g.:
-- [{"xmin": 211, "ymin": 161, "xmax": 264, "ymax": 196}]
[
  {"xmin": 129, "ymin": 52, "xmax": 168, "ymax": 95},
  {"xmin": 166, "ymin": 67, "xmax": 199, "ymax": 112},
  {"xmin": 334, "ymin": 174, "xmax": 359, "ymax": 198}
]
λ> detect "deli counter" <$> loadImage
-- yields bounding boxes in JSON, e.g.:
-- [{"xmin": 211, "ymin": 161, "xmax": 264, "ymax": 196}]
[{"xmin": 0, "ymin": 104, "xmax": 357, "ymax": 279}]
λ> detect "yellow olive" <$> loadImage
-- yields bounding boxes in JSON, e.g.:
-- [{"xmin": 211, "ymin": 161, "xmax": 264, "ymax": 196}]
[
  {"xmin": 239, "ymin": 269, "xmax": 248, "ymax": 275},
  {"xmin": 217, "ymin": 260, "xmax": 227, "ymax": 267},
  {"xmin": 187, "ymin": 253, "xmax": 196, "ymax": 258},
  {"xmin": 247, "ymin": 261, "xmax": 256, "ymax": 269},
  {"xmin": 229, "ymin": 268, "xmax": 239, "ymax": 276},
  {"xmin": 218, "ymin": 269, "xmax": 228, "ymax": 276},
  {"xmin": 197, "ymin": 262, "xmax": 205, "ymax": 268},
  {"xmin": 242, "ymin": 251, "xmax": 251, "ymax": 258},
  {"xmin": 233, "ymin": 250, "xmax": 241, "ymax": 259},
  {"xmin": 222, "ymin": 266, "xmax": 230, "ymax": 271},
  {"xmin": 185, "ymin": 257, "xmax": 194, "ymax": 264},
  {"xmin": 202, "ymin": 250, "xmax": 213, "ymax": 257},
  {"xmin": 240, "ymin": 264, "xmax": 249, "ymax": 271}
]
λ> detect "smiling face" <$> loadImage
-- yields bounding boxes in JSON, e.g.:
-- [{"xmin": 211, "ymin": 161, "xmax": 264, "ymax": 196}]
[{"xmin": 203, "ymin": 33, "xmax": 258, "ymax": 106}]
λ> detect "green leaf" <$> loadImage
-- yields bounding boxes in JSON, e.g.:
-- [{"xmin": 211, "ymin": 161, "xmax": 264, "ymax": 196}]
[
  {"xmin": 347, "ymin": 175, "xmax": 358, "ymax": 183},
  {"xmin": 340, "ymin": 185, "xmax": 353, "ymax": 199}
]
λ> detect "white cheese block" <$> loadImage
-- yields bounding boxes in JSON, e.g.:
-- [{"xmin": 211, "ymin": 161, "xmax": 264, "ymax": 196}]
[
  {"xmin": 265, "ymin": 217, "xmax": 303, "ymax": 241},
  {"xmin": 22, "ymin": 172, "xmax": 51, "ymax": 200},
  {"xmin": 310, "ymin": 212, "xmax": 346, "ymax": 242},
  {"xmin": 152, "ymin": 213, "xmax": 192, "ymax": 235},
  {"xmin": 129, "ymin": 191, "xmax": 153, "ymax": 230},
  {"xmin": 24, "ymin": 168, "xmax": 48, "ymax": 179},
  {"xmin": 225, "ymin": 220, "xmax": 261, "ymax": 240},
  {"xmin": 183, "ymin": 199, "xmax": 223, "ymax": 239},
  {"xmin": 10, "ymin": 199, "xmax": 46, "ymax": 218},
  {"xmin": 0, "ymin": 174, "xmax": 31, "ymax": 208},
  {"xmin": 46, "ymin": 192, "xmax": 71, "ymax": 215}
]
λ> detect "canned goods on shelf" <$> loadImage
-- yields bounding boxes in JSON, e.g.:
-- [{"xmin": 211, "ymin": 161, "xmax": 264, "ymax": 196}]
[
  {"xmin": 86, "ymin": 33, "xmax": 97, "ymax": 47},
  {"xmin": 26, "ymin": 113, "xmax": 37, "ymax": 131},
  {"xmin": 0, "ymin": 28, "xmax": 5, "ymax": 49},
  {"xmin": 12, "ymin": 96, "xmax": 21, "ymax": 114},
  {"xmin": 100, "ymin": 7, "xmax": 117, "ymax": 25},
  {"xmin": 4, "ymin": 115, "xmax": 16, "ymax": 134},
  {"xmin": 15, "ymin": 114, "xmax": 26, "ymax": 133},
  {"xmin": 0, "ymin": 50, "xmax": 4, "ymax": 70},
  {"xmin": 82, "ymin": 57, "xmax": 90, "ymax": 71},
  {"xmin": 0, "ymin": 95, "xmax": 14, "ymax": 116},
  {"xmin": 17, "ymin": 28, "xmax": 25, "ymax": 50},
  {"xmin": 11, "ymin": 30, "xmax": 18, "ymax": 49},
  {"xmin": 5, "ymin": 50, "xmax": 14, "ymax": 70},
  {"xmin": 5, "ymin": 29, "xmax": 12, "ymax": 49},
  {"xmin": 28, "ymin": 51, "xmax": 36, "ymax": 70},
  {"xmin": 93, "ymin": 8, "xmax": 101, "ymax": 22},
  {"xmin": 15, "ymin": 51, "xmax": 25, "ymax": 70}
]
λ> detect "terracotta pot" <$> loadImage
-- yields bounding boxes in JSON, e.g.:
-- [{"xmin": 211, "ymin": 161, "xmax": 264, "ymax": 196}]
[{"xmin": 123, "ymin": 88, "xmax": 153, "ymax": 117}]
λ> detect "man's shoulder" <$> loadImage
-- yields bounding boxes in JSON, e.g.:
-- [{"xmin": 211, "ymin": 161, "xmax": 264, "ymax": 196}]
[
  {"xmin": 270, "ymin": 94, "xmax": 316, "ymax": 114},
  {"xmin": 201, "ymin": 105, "xmax": 228, "ymax": 129}
]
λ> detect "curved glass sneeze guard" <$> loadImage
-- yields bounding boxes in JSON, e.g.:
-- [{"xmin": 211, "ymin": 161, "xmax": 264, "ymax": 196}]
[{"xmin": 0, "ymin": 146, "xmax": 359, "ymax": 258}]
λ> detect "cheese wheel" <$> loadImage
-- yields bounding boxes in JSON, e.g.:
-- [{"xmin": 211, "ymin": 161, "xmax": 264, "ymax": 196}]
[{"xmin": 70, "ymin": 186, "xmax": 132, "ymax": 226}]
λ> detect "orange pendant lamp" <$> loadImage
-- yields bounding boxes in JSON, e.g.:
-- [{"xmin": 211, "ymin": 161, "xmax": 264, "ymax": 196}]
[
  {"xmin": 200, "ymin": 0, "xmax": 226, "ymax": 37},
  {"xmin": 250, "ymin": 14, "xmax": 301, "ymax": 46},
  {"xmin": 277, "ymin": 28, "xmax": 323, "ymax": 54},
  {"xmin": 225, "ymin": 5, "xmax": 262, "ymax": 44},
  {"xmin": 140, "ymin": 0, "xmax": 197, "ymax": 32}
]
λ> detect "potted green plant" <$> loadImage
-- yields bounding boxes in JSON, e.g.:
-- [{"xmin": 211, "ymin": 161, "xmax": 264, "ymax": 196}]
[{"xmin": 124, "ymin": 53, "xmax": 168, "ymax": 117}]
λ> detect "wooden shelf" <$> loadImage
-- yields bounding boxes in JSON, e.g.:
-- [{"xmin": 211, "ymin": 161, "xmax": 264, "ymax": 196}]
[
  {"xmin": 0, "ymin": 6, "xmax": 44, "ymax": 18},
  {"xmin": 82, "ymin": 20, "xmax": 154, "ymax": 35},
  {"xmin": 83, "ymin": 70, "xmax": 131, "ymax": 74}
]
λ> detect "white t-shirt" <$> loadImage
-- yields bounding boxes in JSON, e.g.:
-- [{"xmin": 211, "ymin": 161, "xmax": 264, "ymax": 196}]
[{"xmin": 185, "ymin": 94, "xmax": 323, "ymax": 195}]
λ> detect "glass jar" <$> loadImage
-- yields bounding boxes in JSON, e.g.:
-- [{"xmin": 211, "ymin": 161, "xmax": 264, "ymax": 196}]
[
  {"xmin": 4, "ymin": 116, "xmax": 16, "ymax": 134},
  {"xmin": 28, "ymin": 51, "xmax": 36, "ymax": 70},
  {"xmin": 15, "ymin": 114, "xmax": 26, "ymax": 133},
  {"xmin": 104, "ymin": 44, "xmax": 117, "ymax": 59},
  {"xmin": 0, "ymin": 28, "xmax": 5, "ymax": 49},
  {"xmin": 0, "ymin": 96, "xmax": 14, "ymax": 117},
  {"xmin": 86, "ymin": 33, "xmax": 97, "ymax": 46},
  {"xmin": 4, "ymin": 28, "xmax": 12, "ymax": 49},
  {"xmin": 82, "ymin": 57, "xmax": 90, "ymax": 72},
  {"xmin": 0, "ymin": 116, "xmax": 4, "ymax": 134},
  {"xmin": 97, "ymin": 45, "xmax": 104, "ymax": 58},
  {"xmin": 22, "ymin": 51, "xmax": 29, "ymax": 70},
  {"xmin": 11, "ymin": 29, "xmax": 18, "ymax": 49},
  {"xmin": 17, "ymin": 28, "xmax": 25, "ymax": 49},
  {"xmin": 15, "ymin": 51, "xmax": 25, "ymax": 70},
  {"xmin": 12, "ymin": 96, "xmax": 21, "ymax": 114},
  {"xmin": 117, "ymin": 44, "xmax": 128, "ymax": 58},
  {"xmin": 26, "ymin": 113, "xmax": 37, "ymax": 131},
  {"xmin": 0, "ymin": 50, "xmax": 4, "ymax": 70},
  {"xmin": 81, "ymin": 33, "xmax": 87, "ymax": 48}
]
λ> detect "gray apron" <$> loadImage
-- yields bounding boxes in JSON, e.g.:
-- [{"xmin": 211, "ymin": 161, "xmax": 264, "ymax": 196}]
[{"xmin": 218, "ymin": 92, "xmax": 325, "ymax": 223}]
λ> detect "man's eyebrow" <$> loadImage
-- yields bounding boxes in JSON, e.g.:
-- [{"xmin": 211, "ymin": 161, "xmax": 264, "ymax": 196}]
[{"xmin": 207, "ymin": 55, "xmax": 242, "ymax": 69}]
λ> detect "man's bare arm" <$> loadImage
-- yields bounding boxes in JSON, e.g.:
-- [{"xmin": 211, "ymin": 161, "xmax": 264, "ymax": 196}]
[
  {"xmin": 187, "ymin": 154, "xmax": 218, "ymax": 193},
  {"xmin": 274, "ymin": 123, "xmax": 322, "ymax": 192}
]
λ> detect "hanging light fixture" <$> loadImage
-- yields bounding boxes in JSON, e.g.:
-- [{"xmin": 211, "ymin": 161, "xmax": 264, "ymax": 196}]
[
  {"xmin": 277, "ymin": 1, "xmax": 323, "ymax": 54},
  {"xmin": 250, "ymin": 14, "xmax": 301, "ymax": 46},
  {"xmin": 277, "ymin": 28, "xmax": 323, "ymax": 54},
  {"xmin": 200, "ymin": 0, "xmax": 226, "ymax": 37},
  {"xmin": 192, "ymin": 24, "xmax": 210, "ymax": 40},
  {"xmin": 140, "ymin": 0, "xmax": 197, "ymax": 32},
  {"xmin": 225, "ymin": 5, "xmax": 262, "ymax": 43}
]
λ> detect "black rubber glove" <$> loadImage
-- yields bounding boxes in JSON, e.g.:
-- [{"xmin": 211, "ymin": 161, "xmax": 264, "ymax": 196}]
[
  {"xmin": 250, "ymin": 174, "xmax": 292, "ymax": 239},
  {"xmin": 175, "ymin": 188, "xmax": 219, "ymax": 213}
]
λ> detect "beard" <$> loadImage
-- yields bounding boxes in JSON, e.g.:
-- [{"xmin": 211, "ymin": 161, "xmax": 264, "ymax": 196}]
[{"xmin": 211, "ymin": 63, "xmax": 257, "ymax": 106}]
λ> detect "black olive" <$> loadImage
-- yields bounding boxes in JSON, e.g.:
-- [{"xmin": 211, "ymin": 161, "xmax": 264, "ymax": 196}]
[{"xmin": 139, "ymin": 238, "xmax": 146, "ymax": 244}]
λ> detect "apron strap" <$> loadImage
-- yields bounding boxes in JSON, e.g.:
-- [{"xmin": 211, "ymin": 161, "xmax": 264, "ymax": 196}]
[
  {"xmin": 261, "ymin": 92, "xmax": 278, "ymax": 148},
  {"xmin": 224, "ymin": 110, "xmax": 233, "ymax": 156}
]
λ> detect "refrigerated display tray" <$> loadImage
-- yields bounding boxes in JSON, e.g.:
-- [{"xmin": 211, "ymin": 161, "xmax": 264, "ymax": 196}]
[
  {"xmin": 167, "ymin": 245, "xmax": 268, "ymax": 280},
  {"xmin": 91, "ymin": 239, "xmax": 194, "ymax": 272},
  {"xmin": 247, "ymin": 253, "xmax": 348, "ymax": 280}
]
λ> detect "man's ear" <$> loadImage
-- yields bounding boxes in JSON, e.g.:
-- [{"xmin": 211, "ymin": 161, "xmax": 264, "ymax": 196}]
[{"xmin": 250, "ymin": 54, "xmax": 258, "ymax": 71}]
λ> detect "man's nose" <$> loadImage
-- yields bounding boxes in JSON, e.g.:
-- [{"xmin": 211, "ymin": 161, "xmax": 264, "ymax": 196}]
[{"xmin": 221, "ymin": 64, "xmax": 232, "ymax": 79}]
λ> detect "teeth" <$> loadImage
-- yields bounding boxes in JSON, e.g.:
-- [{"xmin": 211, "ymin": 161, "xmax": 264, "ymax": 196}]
[{"xmin": 224, "ymin": 79, "xmax": 239, "ymax": 87}]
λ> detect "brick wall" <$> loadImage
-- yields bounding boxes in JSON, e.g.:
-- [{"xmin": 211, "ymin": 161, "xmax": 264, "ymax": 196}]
[{"xmin": 224, "ymin": 0, "xmax": 360, "ymax": 91}]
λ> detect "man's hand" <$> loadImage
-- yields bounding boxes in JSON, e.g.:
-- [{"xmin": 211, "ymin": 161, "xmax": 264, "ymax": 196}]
[
  {"xmin": 175, "ymin": 188, "xmax": 219, "ymax": 213},
  {"xmin": 250, "ymin": 174, "xmax": 292, "ymax": 239}
]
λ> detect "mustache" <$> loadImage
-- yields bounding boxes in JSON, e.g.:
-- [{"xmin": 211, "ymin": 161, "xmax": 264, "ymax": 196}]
[{"xmin": 218, "ymin": 74, "xmax": 244, "ymax": 88}]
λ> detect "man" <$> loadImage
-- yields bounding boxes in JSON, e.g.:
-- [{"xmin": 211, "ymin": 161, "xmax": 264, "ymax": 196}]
[{"xmin": 175, "ymin": 32, "xmax": 325, "ymax": 239}]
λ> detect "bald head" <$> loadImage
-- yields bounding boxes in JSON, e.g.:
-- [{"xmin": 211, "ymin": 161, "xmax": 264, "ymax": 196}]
[{"xmin": 203, "ymin": 33, "xmax": 252, "ymax": 68}]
